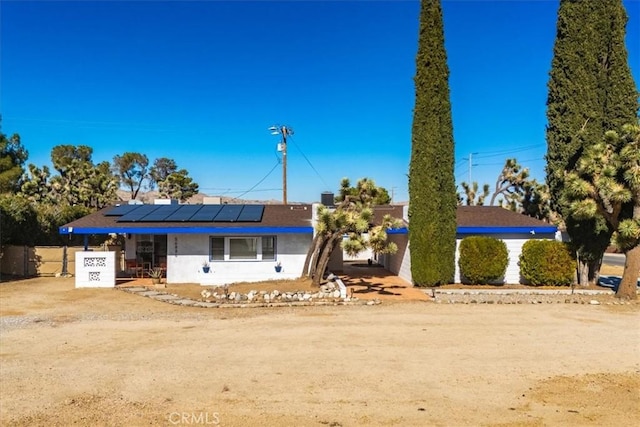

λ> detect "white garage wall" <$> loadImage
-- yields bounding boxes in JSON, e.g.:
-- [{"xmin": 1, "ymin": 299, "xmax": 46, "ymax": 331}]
[
  {"xmin": 385, "ymin": 233, "xmax": 557, "ymax": 285},
  {"xmin": 166, "ymin": 233, "xmax": 312, "ymax": 285},
  {"xmin": 380, "ymin": 234, "xmax": 412, "ymax": 284}
]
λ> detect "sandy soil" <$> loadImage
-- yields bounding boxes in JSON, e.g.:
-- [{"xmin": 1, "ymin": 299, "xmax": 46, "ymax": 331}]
[{"xmin": 1, "ymin": 277, "xmax": 639, "ymax": 427}]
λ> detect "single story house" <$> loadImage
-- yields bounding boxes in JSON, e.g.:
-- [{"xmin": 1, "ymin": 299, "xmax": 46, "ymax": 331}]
[
  {"xmin": 378, "ymin": 205, "xmax": 559, "ymax": 284},
  {"xmin": 60, "ymin": 201, "xmax": 557, "ymax": 286},
  {"xmin": 60, "ymin": 201, "xmax": 315, "ymax": 285}
]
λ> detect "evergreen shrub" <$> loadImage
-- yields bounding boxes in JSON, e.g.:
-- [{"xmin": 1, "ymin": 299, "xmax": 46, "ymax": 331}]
[
  {"xmin": 458, "ymin": 236, "xmax": 509, "ymax": 285},
  {"xmin": 519, "ymin": 240, "xmax": 574, "ymax": 286}
]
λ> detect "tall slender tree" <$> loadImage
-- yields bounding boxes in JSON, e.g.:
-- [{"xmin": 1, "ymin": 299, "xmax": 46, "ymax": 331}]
[
  {"xmin": 545, "ymin": 0, "xmax": 639, "ymax": 285},
  {"xmin": 408, "ymin": 0, "xmax": 457, "ymax": 286}
]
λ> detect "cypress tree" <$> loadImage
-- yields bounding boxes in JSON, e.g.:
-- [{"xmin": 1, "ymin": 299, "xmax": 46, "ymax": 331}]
[
  {"xmin": 408, "ymin": 0, "xmax": 457, "ymax": 286},
  {"xmin": 545, "ymin": 0, "xmax": 639, "ymax": 285}
]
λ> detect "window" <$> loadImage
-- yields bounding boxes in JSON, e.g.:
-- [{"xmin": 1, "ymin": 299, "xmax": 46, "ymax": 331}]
[
  {"xmin": 229, "ymin": 237, "xmax": 258, "ymax": 260},
  {"xmin": 210, "ymin": 236, "xmax": 276, "ymax": 261},
  {"xmin": 211, "ymin": 237, "xmax": 224, "ymax": 261},
  {"xmin": 262, "ymin": 236, "xmax": 275, "ymax": 260}
]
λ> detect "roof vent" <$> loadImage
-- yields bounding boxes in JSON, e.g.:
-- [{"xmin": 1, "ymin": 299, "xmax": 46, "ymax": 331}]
[
  {"xmin": 203, "ymin": 196, "xmax": 222, "ymax": 205},
  {"xmin": 154, "ymin": 198, "xmax": 178, "ymax": 205},
  {"xmin": 321, "ymin": 192, "xmax": 335, "ymax": 207}
]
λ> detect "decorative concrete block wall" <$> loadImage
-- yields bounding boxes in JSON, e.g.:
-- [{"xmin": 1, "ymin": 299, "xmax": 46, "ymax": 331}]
[{"xmin": 75, "ymin": 251, "xmax": 116, "ymax": 288}]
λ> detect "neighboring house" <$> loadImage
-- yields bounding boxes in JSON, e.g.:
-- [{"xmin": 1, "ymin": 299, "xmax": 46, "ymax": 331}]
[
  {"xmin": 378, "ymin": 206, "xmax": 558, "ymax": 285},
  {"xmin": 60, "ymin": 201, "xmax": 314, "ymax": 285},
  {"xmin": 60, "ymin": 202, "xmax": 557, "ymax": 286}
]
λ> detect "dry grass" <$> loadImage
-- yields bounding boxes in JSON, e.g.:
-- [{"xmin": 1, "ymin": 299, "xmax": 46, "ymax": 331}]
[{"xmin": 600, "ymin": 264, "xmax": 624, "ymax": 276}]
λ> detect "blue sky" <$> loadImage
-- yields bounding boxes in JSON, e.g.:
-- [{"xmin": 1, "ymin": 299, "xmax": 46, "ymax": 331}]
[{"xmin": 1, "ymin": 0, "xmax": 639, "ymax": 204}]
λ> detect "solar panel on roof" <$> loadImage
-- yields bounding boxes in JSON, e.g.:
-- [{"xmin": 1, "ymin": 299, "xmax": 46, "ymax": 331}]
[
  {"xmin": 213, "ymin": 204, "xmax": 243, "ymax": 222},
  {"xmin": 140, "ymin": 205, "xmax": 181, "ymax": 221},
  {"xmin": 165, "ymin": 205, "xmax": 203, "ymax": 221},
  {"xmin": 106, "ymin": 204, "xmax": 142, "ymax": 216},
  {"xmin": 118, "ymin": 205, "xmax": 161, "ymax": 222},
  {"xmin": 237, "ymin": 205, "xmax": 264, "ymax": 222},
  {"xmin": 189, "ymin": 205, "xmax": 223, "ymax": 222}
]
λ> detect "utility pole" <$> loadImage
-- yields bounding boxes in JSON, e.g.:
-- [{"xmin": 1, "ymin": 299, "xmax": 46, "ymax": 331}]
[
  {"xmin": 269, "ymin": 125, "xmax": 294, "ymax": 204},
  {"xmin": 467, "ymin": 152, "xmax": 478, "ymax": 183}
]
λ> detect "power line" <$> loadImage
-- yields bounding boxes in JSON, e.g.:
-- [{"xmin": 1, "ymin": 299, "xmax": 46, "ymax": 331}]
[
  {"xmin": 472, "ymin": 144, "xmax": 545, "ymax": 159},
  {"xmin": 478, "ymin": 157, "xmax": 546, "ymax": 167},
  {"xmin": 287, "ymin": 134, "xmax": 332, "ymax": 191},
  {"xmin": 228, "ymin": 161, "xmax": 281, "ymax": 202}
]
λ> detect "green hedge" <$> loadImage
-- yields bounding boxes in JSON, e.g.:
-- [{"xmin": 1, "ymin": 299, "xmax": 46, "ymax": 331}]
[
  {"xmin": 519, "ymin": 240, "xmax": 574, "ymax": 286},
  {"xmin": 458, "ymin": 236, "xmax": 509, "ymax": 285}
]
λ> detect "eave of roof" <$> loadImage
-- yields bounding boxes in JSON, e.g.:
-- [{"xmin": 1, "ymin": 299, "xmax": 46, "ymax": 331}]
[
  {"xmin": 59, "ymin": 225, "xmax": 313, "ymax": 235},
  {"xmin": 59, "ymin": 204, "xmax": 314, "ymax": 235},
  {"xmin": 386, "ymin": 226, "xmax": 557, "ymax": 235}
]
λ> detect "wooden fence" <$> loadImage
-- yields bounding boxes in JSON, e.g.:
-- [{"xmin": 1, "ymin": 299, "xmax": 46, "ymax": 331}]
[{"xmin": 0, "ymin": 245, "xmax": 123, "ymax": 279}]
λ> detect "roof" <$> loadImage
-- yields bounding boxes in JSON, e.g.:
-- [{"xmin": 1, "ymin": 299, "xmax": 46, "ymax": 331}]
[
  {"xmin": 60, "ymin": 204, "xmax": 314, "ymax": 235},
  {"xmin": 455, "ymin": 206, "xmax": 557, "ymax": 235},
  {"xmin": 59, "ymin": 204, "xmax": 557, "ymax": 236},
  {"xmin": 384, "ymin": 205, "xmax": 557, "ymax": 235}
]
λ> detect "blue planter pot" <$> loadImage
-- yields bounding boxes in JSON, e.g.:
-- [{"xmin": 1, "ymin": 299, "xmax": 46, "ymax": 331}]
[
  {"xmin": 203, "ymin": 266, "xmax": 210, "ymax": 273},
  {"xmin": 275, "ymin": 266, "xmax": 282, "ymax": 273}
]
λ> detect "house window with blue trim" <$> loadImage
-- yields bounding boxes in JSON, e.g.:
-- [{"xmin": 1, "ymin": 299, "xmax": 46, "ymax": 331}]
[{"xmin": 209, "ymin": 236, "xmax": 276, "ymax": 261}]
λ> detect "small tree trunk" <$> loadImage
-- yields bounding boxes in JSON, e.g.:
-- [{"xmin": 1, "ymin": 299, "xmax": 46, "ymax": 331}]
[
  {"xmin": 301, "ymin": 233, "xmax": 323, "ymax": 278},
  {"xmin": 587, "ymin": 258, "xmax": 601, "ymax": 286},
  {"xmin": 577, "ymin": 258, "xmax": 589, "ymax": 286},
  {"xmin": 616, "ymin": 244, "xmax": 640, "ymax": 300},
  {"xmin": 311, "ymin": 238, "xmax": 331, "ymax": 280},
  {"xmin": 312, "ymin": 234, "xmax": 342, "ymax": 286}
]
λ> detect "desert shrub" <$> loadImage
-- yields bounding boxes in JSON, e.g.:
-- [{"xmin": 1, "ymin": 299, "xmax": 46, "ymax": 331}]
[
  {"xmin": 458, "ymin": 236, "xmax": 509, "ymax": 284},
  {"xmin": 519, "ymin": 240, "xmax": 574, "ymax": 286}
]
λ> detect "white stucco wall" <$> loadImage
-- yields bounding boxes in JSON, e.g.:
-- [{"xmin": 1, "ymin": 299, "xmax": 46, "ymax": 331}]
[
  {"xmin": 379, "ymin": 234, "xmax": 412, "ymax": 285},
  {"xmin": 166, "ymin": 233, "xmax": 312, "ymax": 286},
  {"xmin": 75, "ymin": 251, "xmax": 116, "ymax": 288},
  {"xmin": 383, "ymin": 233, "xmax": 557, "ymax": 285}
]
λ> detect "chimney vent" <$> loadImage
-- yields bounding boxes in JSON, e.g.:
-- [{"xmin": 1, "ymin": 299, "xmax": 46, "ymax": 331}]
[{"xmin": 321, "ymin": 192, "xmax": 335, "ymax": 207}]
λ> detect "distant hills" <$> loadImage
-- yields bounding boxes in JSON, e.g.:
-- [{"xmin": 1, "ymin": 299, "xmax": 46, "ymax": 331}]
[{"xmin": 115, "ymin": 190, "xmax": 297, "ymax": 205}]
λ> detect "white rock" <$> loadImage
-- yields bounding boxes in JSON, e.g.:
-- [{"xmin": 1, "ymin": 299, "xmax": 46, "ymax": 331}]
[
  {"xmin": 589, "ymin": 300, "xmax": 600, "ymax": 305},
  {"xmin": 332, "ymin": 290, "xmax": 341, "ymax": 298}
]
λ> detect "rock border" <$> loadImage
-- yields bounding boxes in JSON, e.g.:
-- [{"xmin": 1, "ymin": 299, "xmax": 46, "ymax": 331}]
[
  {"xmin": 118, "ymin": 285, "xmax": 381, "ymax": 309},
  {"xmin": 429, "ymin": 289, "xmax": 637, "ymax": 305}
]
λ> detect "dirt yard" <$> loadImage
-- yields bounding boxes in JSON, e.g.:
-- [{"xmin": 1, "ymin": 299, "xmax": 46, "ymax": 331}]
[{"xmin": 1, "ymin": 276, "xmax": 639, "ymax": 427}]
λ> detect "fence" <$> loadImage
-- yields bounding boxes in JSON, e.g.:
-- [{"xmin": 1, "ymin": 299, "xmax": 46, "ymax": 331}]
[{"xmin": 0, "ymin": 245, "xmax": 123, "ymax": 279}]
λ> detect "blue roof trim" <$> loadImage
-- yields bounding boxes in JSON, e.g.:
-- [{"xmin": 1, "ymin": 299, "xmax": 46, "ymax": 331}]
[
  {"xmin": 387, "ymin": 227, "xmax": 408, "ymax": 234},
  {"xmin": 59, "ymin": 226, "xmax": 314, "ymax": 235},
  {"xmin": 457, "ymin": 226, "xmax": 557, "ymax": 234},
  {"xmin": 386, "ymin": 226, "xmax": 557, "ymax": 235}
]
